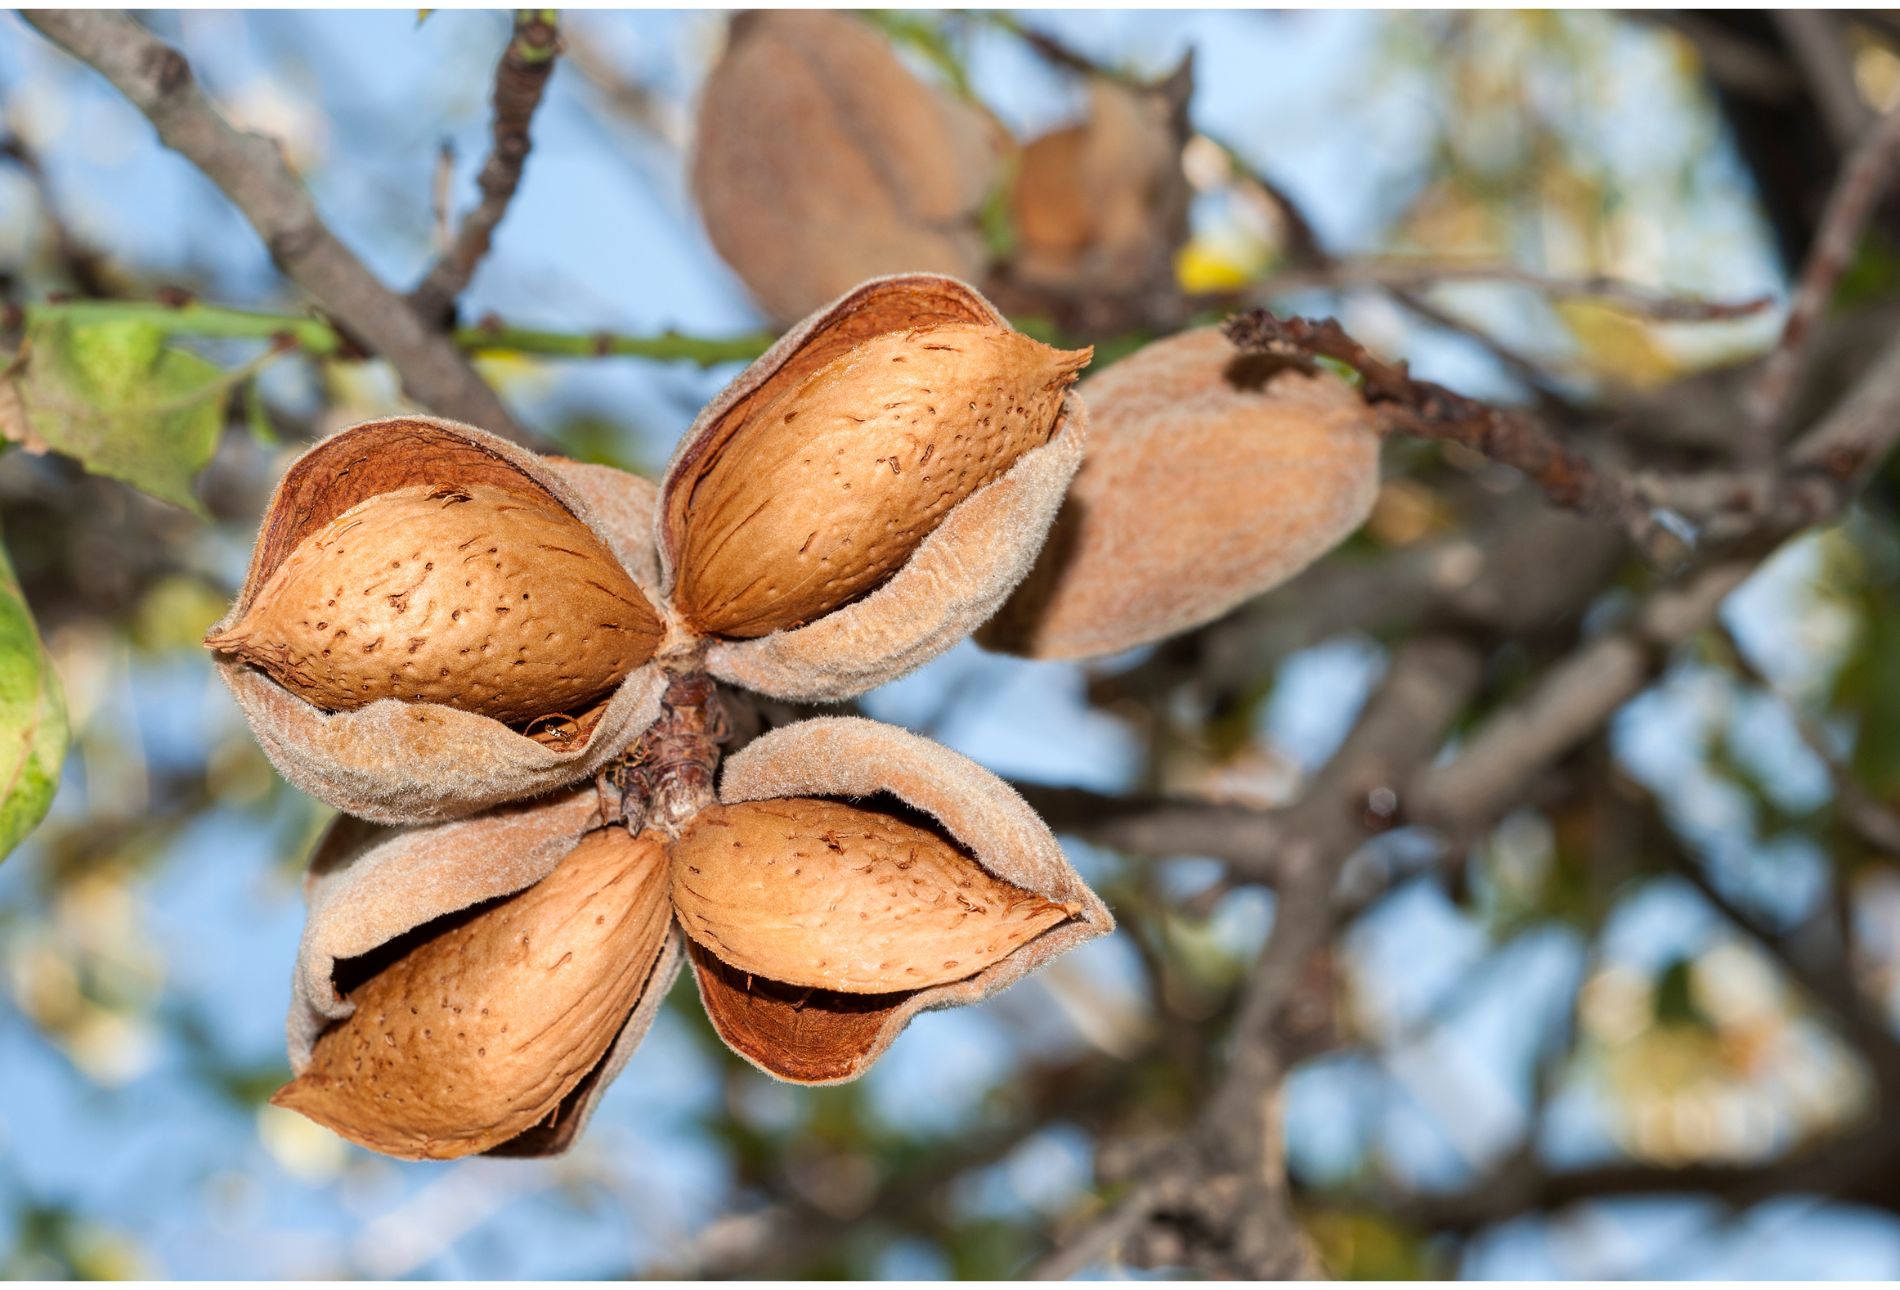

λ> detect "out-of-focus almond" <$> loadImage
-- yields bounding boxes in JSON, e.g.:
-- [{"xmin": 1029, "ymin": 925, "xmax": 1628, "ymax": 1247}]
[
  {"xmin": 271, "ymin": 827, "xmax": 671, "ymax": 1161},
  {"xmin": 208, "ymin": 482, "xmax": 663, "ymax": 725},
  {"xmin": 670, "ymin": 322, "xmax": 1089, "ymax": 638},
  {"xmin": 982, "ymin": 326, "xmax": 1381, "ymax": 660},
  {"xmin": 1000, "ymin": 68, "xmax": 1193, "ymax": 329},
  {"xmin": 671, "ymin": 797, "xmax": 1077, "ymax": 993},
  {"xmin": 691, "ymin": 10, "xmax": 1006, "ymax": 325}
]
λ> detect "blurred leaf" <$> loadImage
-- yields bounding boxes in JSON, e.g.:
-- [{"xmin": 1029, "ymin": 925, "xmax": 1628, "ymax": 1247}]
[
  {"xmin": 1303, "ymin": 1208, "xmax": 1441, "ymax": 1279},
  {"xmin": 863, "ymin": 10, "xmax": 973, "ymax": 99},
  {"xmin": 0, "ymin": 532, "xmax": 66, "ymax": 863},
  {"xmin": 1174, "ymin": 235, "xmax": 1259, "ymax": 293},
  {"xmin": 979, "ymin": 164, "xmax": 1019, "ymax": 261},
  {"xmin": 0, "ymin": 317, "xmax": 227, "ymax": 514},
  {"xmin": 1652, "ymin": 955, "xmax": 1708, "ymax": 1028},
  {"xmin": 1554, "ymin": 299, "xmax": 1678, "ymax": 389},
  {"xmin": 241, "ymin": 376, "xmax": 279, "ymax": 446},
  {"xmin": 130, "ymin": 574, "xmax": 230, "ymax": 654},
  {"xmin": 1834, "ymin": 234, "xmax": 1900, "ymax": 310}
]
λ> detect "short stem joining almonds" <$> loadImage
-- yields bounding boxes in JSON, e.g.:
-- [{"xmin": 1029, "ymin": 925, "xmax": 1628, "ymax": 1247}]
[{"xmin": 602, "ymin": 670, "xmax": 729, "ymax": 837}]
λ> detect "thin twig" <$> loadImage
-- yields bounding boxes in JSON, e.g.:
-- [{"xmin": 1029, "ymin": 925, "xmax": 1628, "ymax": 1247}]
[
  {"xmin": 410, "ymin": 11, "xmax": 561, "ymax": 324},
  {"xmin": 1249, "ymin": 259, "xmax": 1773, "ymax": 323},
  {"xmin": 1747, "ymin": 98, "xmax": 1900, "ymax": 447},
  {"xmin": 1224, "ymin": 309, "xmax": 1638, "ymax": 519},
  {"xmin": 1209, "ymin": 140, "xmax": 1581, "ymax": 410},
  {"xmin": 7, "ymin": 297, "xmax": 771, "ymax": 368},
  {"xmin": 1027, "ymin": 1178, "xmax": 1169, "ymax": 1281}
]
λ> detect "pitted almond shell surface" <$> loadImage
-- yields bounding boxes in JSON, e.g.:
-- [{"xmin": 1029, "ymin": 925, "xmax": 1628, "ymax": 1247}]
[
  {"xmin": 287, "ymin": 791, "xmax": 683, "ymax": 1158},
  {"xmin": 671, "ymin": 321, "xmax": 1087, "ymax": 638},
  {"xmin": 672, "ymin": 797, "xmax": 1077, "ymax": 993},
  {"xmin": 208, "ymin": 417, "xmax": 669, "ymax": 824},
  {"xmin": 690, "ymin": 9, "xmax": 1003, "ymax": 324},
  {"xmin": 208, "ymin": 482, "xmax": 660, "ymax": 723},
  {"xmin": 686, "ymin": 716, "xmax": 1112, "ymax": 1083},
  {"xmin": 275, "ymin": 816, "xmax": 673, "ymax": 1160},
  {"xmin": 982, "ymin": 326, "xmax": 1382, "ymax": 661},
  {"xmin": 661, "ymin": 275, "xmax": 1089, "ymax": 701}
]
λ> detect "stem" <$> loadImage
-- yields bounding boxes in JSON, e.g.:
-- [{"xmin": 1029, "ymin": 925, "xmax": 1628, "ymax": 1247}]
[
  {"xmin": 20, "ymin": 298, "xmax": 340, "ymax": 353},
  {"xmin": 14, "ymin": 298, "xmax": 772, "ymax": 369},
  {"xmin": 457, "ymin": 322, "xmax": 773, "ymax": 366}
]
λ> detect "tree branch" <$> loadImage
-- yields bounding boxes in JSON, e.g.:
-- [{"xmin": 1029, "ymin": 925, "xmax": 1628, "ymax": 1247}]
[
  {"xmin": 8, "ymin": 297, "xmax": 771, "ymax": 369},
  {"xmin": 409, "ymin": 11, "xmax": 561, "ymax": 324},
  {"xmin": 1224, "ymin": 308, "xmax": 1650, "ymax": 531},
  {"xmin": 1249, "ymin": 258, "xmax": 1772, "ymax": 323},
  {"xmin": 22, "ymin": 9, "xmax": 528, "ymax": 438},
  {"xmin": 1032, "ymin": 636, "xmax": 1484, "ymax": 1277},
  {"xmin": 1747, "ymin": 96, "xmax": 1900, "ymax": 449}
]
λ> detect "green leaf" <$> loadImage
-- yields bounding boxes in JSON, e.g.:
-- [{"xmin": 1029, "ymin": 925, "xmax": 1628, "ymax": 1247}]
[
  {"xmin": 1, "ymin": 317, "xmax": 228, "ymax": 514},
  {"xmin": 0, "ymin": 533, "xmax": 66, "ymax": 862}
]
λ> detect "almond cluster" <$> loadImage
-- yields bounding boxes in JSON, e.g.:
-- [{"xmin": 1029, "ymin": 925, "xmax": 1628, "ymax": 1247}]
[{"xmin": 210, "ymin": 275, "xmax": 1385, "ymax": 1161}]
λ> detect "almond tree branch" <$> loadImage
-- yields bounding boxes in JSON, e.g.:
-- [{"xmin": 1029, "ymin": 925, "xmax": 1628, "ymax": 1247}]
[
  {"xmin": 1212, "ymin": 149, "xmax": 1580, "ymax": 410},
  {"xmin": 1772, "ymin": 10, "xmax": 1870, "ymax": 150},
  {"xmin": 1031, "ymin": 636, "xmax": 1485, "ymax": 1278},
  {"xmin": 1251, "ymin": 259, "xmax": 1773, "ymax": 323},
  {"xmin": 7, "ymin": 297, "xmax": 771, "ymax": 368},
  {"xmin": 409, "ymin": 11, "xmax": 561, "ymax": 324},
  {"xmin": 1225, "ymin": 308, "xmax": 1649, "ymax": 527},
  {"xmin": 21, "ymin": 9, "xmax": 527, "ymax": 438},
  {"xmin": 1746, "ymin": 95, "xmax": 1900, "ymax": 448}
]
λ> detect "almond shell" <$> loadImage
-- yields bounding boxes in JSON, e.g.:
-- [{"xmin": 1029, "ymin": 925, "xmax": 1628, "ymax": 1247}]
[
  {"xmin": 659, "ymin": 275, "xmax": 1086, "ymax": 701},
  {"xmin": 688, "ymin": 715, "xmax": 1112, "ymax": 1083},
  {"xmin": 286, "ymin": 788, "xmax": 684, "ymax": 1158},
  {"xmin": 210, "ymin": 417, "xmax": 668, "ymax": 824}
]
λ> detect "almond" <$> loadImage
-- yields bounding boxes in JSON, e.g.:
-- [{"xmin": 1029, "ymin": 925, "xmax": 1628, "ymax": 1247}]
[
  {"xmin": 670, "ymin": 797, "xmax": 1078, "ymax": 993},
  {"xmin": 670, "ymin": 322, "xmax": 1090, "ymax": 638},
  {"xmin": 690, "ymin": 10, "xmax": 1005, "ymax": 324},
  {"xmin": 1012, "ymin": 76, "xmax": 1188, "ymax": 299},
  {"xmin": 272, "ymin": 827, "xmax": 671, "ymax": 1161},
  {"xmin": 982, "ymin": 326, "xmax": 1381, "ymax": 660},
  {"xmin": 208, "ymin": 482, "xmax": 663, "ymax": 725}
]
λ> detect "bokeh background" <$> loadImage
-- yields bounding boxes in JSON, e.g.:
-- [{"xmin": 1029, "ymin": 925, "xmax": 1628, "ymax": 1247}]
[{"xmin": 3, "ymin": 7, "xmax": 1897, "ymax": 1278}]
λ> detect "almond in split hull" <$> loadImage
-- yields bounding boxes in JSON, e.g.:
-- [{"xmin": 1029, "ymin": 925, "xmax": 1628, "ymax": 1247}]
[
  {"xmin": 671, "ymin": 323, "xmax": 1090, "ymax": 638},
  {"xmin": 207, "ymin": 483, "xmax": 663, "ymax": 725},
  {"xmin": 670, "ymin": 798, "xmax": 1078, "ymax": 993},
  {"xmin": 271, "ymin": 828, "xmax": 671, "ymax": 1161}
]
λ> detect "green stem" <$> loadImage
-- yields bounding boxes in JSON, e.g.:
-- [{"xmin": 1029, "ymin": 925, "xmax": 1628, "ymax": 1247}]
[
  {"xmin": 16, "ymin": 298, "xmax": 772, "ymax": 369},
  {"xmin": 456, "ymin": 323, "xmax": 773, "ymax": 366},
  {"xmin": 22, "ymin": 299, "xmax": 341, "ymax": 354}
]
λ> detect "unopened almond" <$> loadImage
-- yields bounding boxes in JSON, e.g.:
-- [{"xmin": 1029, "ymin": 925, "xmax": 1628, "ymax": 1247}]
[
  {"xmin": 670, "ymin": 797, "xmax": 1078, "ymax": 993},
  {"xmin": 272, "ymin": 827, "xmax": 671, "ymax": 1161},
  {"xmin": 208, "ymin": 482, "xmax": 663, "ymax": 725},
  {"xmin": 670, "ymin": 322, "xmax": 1090, "ymax": 638},
  {"xmin": 690, "ymin": 10, "xmax": 1005, "ymax": 324},
  {"xmin": 982, "ymin": 326, "xmax": 1381, "ymax": 660},
  {"xmin": 1012, "ymin": 76, "xmax": 1186, "ymax": 297}
]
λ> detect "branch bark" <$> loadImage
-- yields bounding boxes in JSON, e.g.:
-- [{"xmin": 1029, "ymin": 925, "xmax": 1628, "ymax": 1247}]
[{"xmin": 409, "ymin": 11, "xmax": 561, "ymax": 324}]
